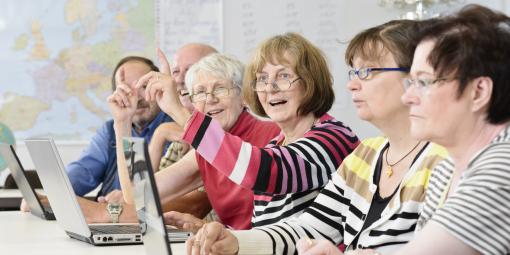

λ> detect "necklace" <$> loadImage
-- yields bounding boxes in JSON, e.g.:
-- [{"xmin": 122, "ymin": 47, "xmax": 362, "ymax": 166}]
[
  {"xmin": 282, "ymin": 136, "xmax": 288, "ymax": 146},
  {"xmin": 384, "ymin": 141, "xmax": 421, "ymax": 177}
]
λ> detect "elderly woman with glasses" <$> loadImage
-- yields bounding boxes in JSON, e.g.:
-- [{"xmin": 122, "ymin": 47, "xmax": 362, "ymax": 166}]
[
  {"xmin": 140, "ymin": 32, "xmax": 359, "ymax": 230},
  {"xmin": 184, "ymin": 20, "xmax": 450, "ymax": 255},
  {"xmin": 394, "ymin": 5, "xmax": 510, "ymax": 255},
  {"xmin": 105, "ymin": 53, "xmax": 281, "ymax": 230},
  {"xmin": 301, "ymin": 4, "xmax": 510, "ymax": 255}
]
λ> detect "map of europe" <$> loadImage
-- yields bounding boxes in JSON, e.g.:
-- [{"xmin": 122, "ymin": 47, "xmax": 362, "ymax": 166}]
[{"xmin": 0, "ymin": 0, "xmax": 155, "ymax": 140}]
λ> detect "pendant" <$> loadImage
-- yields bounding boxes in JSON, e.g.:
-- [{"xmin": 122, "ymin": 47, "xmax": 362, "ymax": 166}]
[{"xmin": 386, "ymin": 167, "xmax": 393, "ymax": 177}]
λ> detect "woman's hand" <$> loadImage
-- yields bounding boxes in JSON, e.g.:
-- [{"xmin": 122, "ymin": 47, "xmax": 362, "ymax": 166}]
[
  {"xmin": 135, "ymin": 49, "xmax": 191, "ymax": 127},
  {"xmin": 186, "ymin": 222, "xmax": 239, "ymax": 255},
  {"xmin": 163, "ymin": 211, "xmax": 205, "ymax": 234},
  {"xmin": 157, "ymin": 47, "xmax": 172, "ymax": 75},
  {"xmin": 344, "ymin": 250, "xmax": 380, "ymax": 255},
  {"xmin": 296, "ymin": 239, "xmax": 380, "ymax": 255},
  {"xmin": 296, "ymin": 238, "xmax": 344, "ymax": 255}
]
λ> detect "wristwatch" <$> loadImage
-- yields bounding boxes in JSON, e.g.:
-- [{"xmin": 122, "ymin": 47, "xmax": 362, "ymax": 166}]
[{"xmin": 106, "ymin": 203, "xmax": 123, "ymax": 223}]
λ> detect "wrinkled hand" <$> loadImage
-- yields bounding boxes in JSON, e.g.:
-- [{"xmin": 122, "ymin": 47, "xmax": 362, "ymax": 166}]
[
  {"xmin": 107, "ymin": 66, "xmax": 138, "ymax": 123},
  {"xmin": 97, "ymin": 189, "xmax": 124, "ymax": 204},
  {"xmin": 164, "ymin": 211, "xmax": 205, "ymax": 234},
  {"xmin": 297, "ymin": 238, "xmax": 343, "ymax": 255},
  {"xmin": 157, "ymin": 47, "xmax": 171, "ymax": 75},
  {"xmin": 186, "ymin": 222, "xmax": 239, "ymax": 255},
  {"xmin": 135, "ymin": 49, "xmax": 190, "ymax": 126},
  {"xmin": 344, "ymin": 249, "xmax": 381, "ymax": 255}
]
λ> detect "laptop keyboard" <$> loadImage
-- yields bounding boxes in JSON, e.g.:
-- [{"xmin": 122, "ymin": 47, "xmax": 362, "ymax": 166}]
[{"xmin": 90, "ymin": 224, "xmax": 141, "ymax": 234}]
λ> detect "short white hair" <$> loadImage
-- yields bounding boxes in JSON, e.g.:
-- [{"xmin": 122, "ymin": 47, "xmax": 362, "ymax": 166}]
[{"xmin": 185, "ymin": 53, "xmax": 244, "ymax": 92}]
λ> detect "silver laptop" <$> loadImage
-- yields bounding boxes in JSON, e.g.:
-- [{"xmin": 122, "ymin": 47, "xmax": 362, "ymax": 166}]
[
  {"xmin": 24, "ymin": 137, "xmax": 142, "ymax": 246},
  {"xmin": 0, "ymin": 143, "xmax": 55, "ymax": 220},
  {"xmin": 124, "ymin": 137, "xmax": 191, "ymax": 254}
]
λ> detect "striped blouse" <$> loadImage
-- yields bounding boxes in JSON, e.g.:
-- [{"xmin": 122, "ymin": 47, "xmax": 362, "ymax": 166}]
[
  {"xmin": 232, "ymin": 137, "xmax": 448, "ymax": 255},
  {"xmin": 416, "ymin": 125, "xmax": 510, "ymax": 255},
  {"xmin": 182, "ymin": 111, "xmax": 359, "ymax": 226}
]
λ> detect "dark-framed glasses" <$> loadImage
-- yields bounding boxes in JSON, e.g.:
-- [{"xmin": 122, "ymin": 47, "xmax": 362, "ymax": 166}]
[
  {"xmin": 348, "ymin": 67, "xmax": 409, "ymax": 81},
  {"xmin": 190, "ymin": 86, "xmax": 239, "ymax": 103},
  {"xmin": 403, "ymin": 77, "xmax": 452, "ymax": 95},
  {"xmin": 250, "ymin": 77, "xmax": 301, "ymax": 92}
]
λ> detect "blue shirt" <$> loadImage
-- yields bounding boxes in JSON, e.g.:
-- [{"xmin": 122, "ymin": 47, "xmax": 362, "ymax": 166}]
[{"xmin": 66, "ymin": 112, "xmax": 172, "ymax": 197}]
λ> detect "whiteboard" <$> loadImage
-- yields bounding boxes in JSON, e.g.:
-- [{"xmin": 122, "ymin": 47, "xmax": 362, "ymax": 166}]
[
  {"xmin": 156, "ymin": 0, "xmax": 496, "ymax": 139},
  {"xmin": 156, "ymin": 0, "xmax": 223, "ymax": 56}
]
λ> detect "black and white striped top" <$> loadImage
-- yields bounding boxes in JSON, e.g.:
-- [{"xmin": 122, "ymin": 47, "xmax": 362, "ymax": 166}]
[
  {"xmin": 417, "ymin": 125, "xmax": 510, "ymax": 255},
  {"xmin": 232, "ymin": 138, "xmax": 448, "ymax": 255}
]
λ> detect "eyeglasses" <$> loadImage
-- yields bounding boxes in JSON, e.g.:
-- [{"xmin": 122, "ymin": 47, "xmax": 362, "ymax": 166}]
[
  {"xmin": 178, "ymin": 89, "xmax": 190, "ymax": 97},
  {"xmin": 348, "ymin": 67, "xmax": 409, "ymax": 81},
  {"xmin": 251, "ymin": 77, "xmax": 301, "ymax": 92},
  {"xmin": 190, "ymin": 86, "xmax": 239, "ymax": 103},
  {"xmin": 403, "ymin": 77, "xmax": 453, "ymax": 95}
]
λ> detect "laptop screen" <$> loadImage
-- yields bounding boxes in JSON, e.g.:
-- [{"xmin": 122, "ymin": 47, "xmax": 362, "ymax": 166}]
[
  {"xmin": 124, "ymin": 137, "xmax": 172, "ymax": 255},
  {"xmin": 0, "ymin": 143, "xmax": 47, "ymax": 218}
]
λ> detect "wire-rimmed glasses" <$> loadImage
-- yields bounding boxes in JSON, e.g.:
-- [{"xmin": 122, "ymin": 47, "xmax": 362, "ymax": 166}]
[
  {"xmin": 403, "ymin": 77, "xmax": 453, "ymax": 95},
  {"xmin": 250, "ymin": 77, "xmax": 301, "ymax": 92},
  {"xmin": 348, "ymin": 67, "xmax": 409, "ymax": 80},
  {"xmin": 190, "ymin": 86, "xmax": 239, "ymax": 103}
]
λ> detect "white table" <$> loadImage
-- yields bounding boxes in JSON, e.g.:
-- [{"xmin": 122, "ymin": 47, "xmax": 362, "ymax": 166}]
[{"xmin": 0, "ymin": 211, "xmax": 186, "ymax": 254}]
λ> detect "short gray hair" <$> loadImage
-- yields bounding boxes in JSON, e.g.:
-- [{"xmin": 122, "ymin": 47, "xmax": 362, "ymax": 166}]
[{"xmin": 185, "ymin": 53, "xmax": 244, "ymax": 92}]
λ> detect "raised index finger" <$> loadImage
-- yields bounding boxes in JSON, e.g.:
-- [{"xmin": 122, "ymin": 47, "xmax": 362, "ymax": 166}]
[
  {"xmin": 115, "ymin": 66, "xmax": 126, "ymax": 86},
  {"xmin": 157, "ymin": 48, "xmax": 172, "ymax": 76}
]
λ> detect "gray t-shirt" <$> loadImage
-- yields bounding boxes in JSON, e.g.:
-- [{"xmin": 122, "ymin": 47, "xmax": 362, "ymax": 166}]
[{"xmin": 417, "ymin": 125, "xmax": 510, "ymax": 255}]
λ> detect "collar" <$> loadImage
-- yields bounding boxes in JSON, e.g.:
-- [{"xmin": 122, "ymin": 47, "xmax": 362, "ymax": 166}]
[
  {"xmin": 227, "ymin": 109, "xmax": 257, "ymax": 136},
  {"xmin": 132, "ymin": 111, "xmax": 170, "ymax": 137},
  {"xmin": 491, "ymin": 123, "xmax": 510, "ymax": 143},
  {"xmin": 466, "ymin": 122, "xmax": 510, "ymax": 169},
  {"xmin": 274, "ymin": 113, "xmax": 333, "ymax": 145}
]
